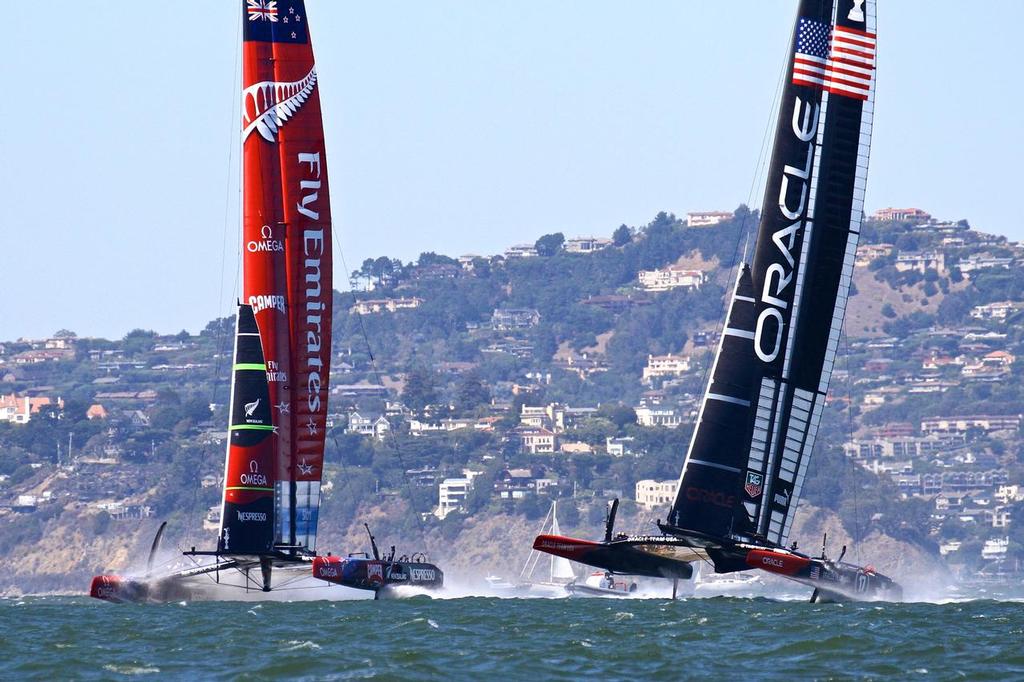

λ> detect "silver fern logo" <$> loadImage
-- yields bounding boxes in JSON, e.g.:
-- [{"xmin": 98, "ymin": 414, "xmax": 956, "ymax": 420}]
[{"xmin": 242, "ymin": 66, "xmax": 317, "ymax": 142}]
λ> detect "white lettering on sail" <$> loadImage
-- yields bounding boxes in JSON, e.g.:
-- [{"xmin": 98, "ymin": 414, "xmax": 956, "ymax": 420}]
[
  {"xmin": 248, "ymin": 294, "xmax": 285, "ymax": 314},
  {"xmin": 297, "ymin": 151, "xmax": 326, "ymax": 419},
  {"xmin": 762, "ymin": 264, "xmax": 793, "ymax": 310},
  {"xmin": 754, "ymin": 95, "xmax": 819, "ymax": 364},
  {"xmin": 304, "ymin": 229, "xmax": 324, "ymax": 414},
  {"xmin": 755, "ymin": 308, "xmax": 785, "ymax": 363},
  {"xmin": 297, "ymin": 153, "xmax": 321, "ymax": 220},
  {"xmin": 792, "ymin": 95, "xmax": 819, "ymax": 142}
]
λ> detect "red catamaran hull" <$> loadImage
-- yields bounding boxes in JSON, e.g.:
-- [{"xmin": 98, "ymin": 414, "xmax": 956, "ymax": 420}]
[{"xmin": 532, "ymin": 534, "xmax": 694, "ymax": 580}]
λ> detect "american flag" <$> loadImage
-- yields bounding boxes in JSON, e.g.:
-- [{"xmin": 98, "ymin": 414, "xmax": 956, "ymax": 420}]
[
  {"xmin": 792, "ymin": 18, "xmax": 876, "ymax": 101},
  {"xmin": 247, "ymin": 0, "xmax": 279, "ymax": 23}
]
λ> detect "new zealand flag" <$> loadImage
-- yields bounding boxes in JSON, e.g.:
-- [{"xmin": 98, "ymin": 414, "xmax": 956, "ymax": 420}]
[{"xmin": 244, "ymin": 0, "xmax": 309, "ymax": 44}]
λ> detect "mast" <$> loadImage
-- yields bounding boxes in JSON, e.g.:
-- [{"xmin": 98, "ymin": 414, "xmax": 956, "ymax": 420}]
[
  {"xmin": 241, "ymin": 0, "xmax": 333, "ymax": 554},
  {"xmin": 548, "ymin": 501, "xmax": 575, "ymax": 582},
  {"xmin": 668, "ymin": 0, "xmax": 876, "ymax": 548}
]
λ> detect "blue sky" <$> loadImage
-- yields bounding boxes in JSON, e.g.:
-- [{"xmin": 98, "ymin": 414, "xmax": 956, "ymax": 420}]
[{"xmin": 2, "ymin": 1, "xmax": 1021, "ymax": 339}]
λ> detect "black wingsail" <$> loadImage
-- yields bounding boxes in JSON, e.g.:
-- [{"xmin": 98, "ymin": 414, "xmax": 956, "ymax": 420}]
[
  {"xmin": 668, "ymin": 0, "xmax": 876, "ymax": 549},
  {"xmin": 218, "ymin": 304, "xmax": 277, "ymax": 555}
]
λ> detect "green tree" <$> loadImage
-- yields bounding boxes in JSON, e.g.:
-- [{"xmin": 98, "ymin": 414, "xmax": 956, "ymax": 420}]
[
  {"xmin": 455, "ymin": 371, "xmax": 490, "ymax": 414},
  {"xmin": 535, "ymin": 232, "xmax": 565, "ymax": 257},
  {"xmin": 612, "ymin": 224, "xmax": 632, "ymax": 247},
  {"xmin": 123, "ymin": 329, "xmax": 157, "ymax": 356},
  {"xmin": 402, "ymin": 366, "xmax": 439, "ymax": 414},
  {"xmin": 598, "ymin": 404, "xmax": 637, "ymax": 433}
]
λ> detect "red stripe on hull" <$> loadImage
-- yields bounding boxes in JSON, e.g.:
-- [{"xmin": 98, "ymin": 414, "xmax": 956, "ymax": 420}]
[
  {"xmin": 532, "ymin": 534, "xmax": 601, "ymax": 562},
  {"xmin": 745, "ymin": 549, "xmax": 811, "ymax": 576}
]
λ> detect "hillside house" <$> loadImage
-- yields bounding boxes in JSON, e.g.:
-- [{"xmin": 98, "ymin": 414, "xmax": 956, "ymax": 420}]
[
  {"xmin": 913, "ymin": 219, "xmax": 971, "ymax": 235},
  {"xmin": 635, "ymin": 479, "xmax": 678, "ymax": 510},
  {"xmin": 346, "ymin": 412, "xmax": 391, "ymax": 441},
  {"xmin": 564, "ymin": 237, "xmax": 612, "ymax": 253},
  {"xmin": 642, "ymin": 354, "xmax": 691, "ymax": 382},
  {"xmin": 559, "ymin": 441, "xmax": 593, "ymax": 454},
  {"xmin": 922, "ymin": 354, "xmax": 964, "ymax": 370},
  {"xmin": 872, "ymin": 207, "xmax": 931, "ymax": 222},
  {"xmin": 410, "ymin": 263, "xmax": 461, "ymax": 281},
  {"xmin": 504, "ymin": 244, "xmax": 538, "ymax": 259},
  {"xmin": 686, "ymin": 211, "xmax": 733, "ymax": 227},
  {"xmin": 858, "ymin": 459, "xmax": 914, "ymax": 476},
  {"xmin": 86, "ymin": 404, "xmax": 108, "ymax": 420},
  {"xmin": 407, "ymin": 418, "xmax": 485, "ymax": 435},
  {"xmin": 492, "ymin": 308, "xmax": 540, "ymax": 330},
  {"xmin": 12, "ymin": 348, "xmax": 73, "ymax": 363},
  {"xmin": 350, "ymin": 297, "xmax": 422, "ymax": 315},
  {"xmin": 517, "ymin": 427, "xmax": 556, "ymax": 453},
  {"xmin": 970, "ymin": 301, "xmax": 1024, "ymax": 321},
  {"xmin": 553, "ymin": 353, "xmax": 609, "ymax": 380},
  {"xmin": 843, "ymin": 434, "xmax": 957, "ymax": 460},
  {"xmin": 959, "ymin": 255, "xmax": 1014, "ymax": 276},
  {"xmin": 983, "ymin": 351, "xmax": 1015, "ymax": 367},
  {"xmin": 895, "ymin": 251, "xmax": 945, "ymax": 274},
  {"xmin": 435, "ymin": 474, "xmax": 475, "ymax": 519},
  {"xmin": 519, "ymin": 403, "xmax": 566, "ymax": 433},
  {"xmin": 854, "ymin": 243, "xmax": 894, "ymax": 266},
  {"xmin": 638, "ymin": 266, "xmax": 705, "ymax": 292},
  {"xmin": 635, "ymin": 406, "xmax": 683, "ymax": 428},
  {"xmin": 0, "ymin": 394, "xmax": 58, "ymax": 424},
  {"xmin": 606, "ymin": 436, "xmax": 637, "ymax": 457},
  {"xmin": 493, "ymin": 468, "xmax": 556, "ymax": 500},
  {"xmin": 981, "ymin": 537, "xmax": 1009, "ymax": 561},
  {"xmin": 920, "ymin": 415, "xmax": 1021, "ymax": 436},
  {"xmin": 406, "ymin": 467, "xmax": 441, "ymax": 488}
]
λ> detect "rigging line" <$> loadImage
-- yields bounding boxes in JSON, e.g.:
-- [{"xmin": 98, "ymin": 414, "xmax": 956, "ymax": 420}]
[
  {"xmin": 686, "ymin": 15, "xmax": 792, "ymax": 422},
  {"xmin": 843, "ymin": 330, "xmax": 863, "ymax": 561},
  {"xmin": 188, "ymin": 6, "xmax": 244, "ymax": 551},
  {"xmin": 332, "ymin": 236, "xmax": 429, "ymax": 538}
]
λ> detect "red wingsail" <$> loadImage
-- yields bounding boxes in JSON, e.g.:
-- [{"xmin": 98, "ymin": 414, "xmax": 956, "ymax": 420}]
[{"xmin": 242, "ymin": 0, "xmax": 331, "ymax": 551}]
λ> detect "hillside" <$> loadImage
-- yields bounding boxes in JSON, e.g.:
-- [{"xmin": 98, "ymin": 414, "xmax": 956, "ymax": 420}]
[{"xmin": 3, "ymin": 206, "xmax": 1024, "ymax": 594}]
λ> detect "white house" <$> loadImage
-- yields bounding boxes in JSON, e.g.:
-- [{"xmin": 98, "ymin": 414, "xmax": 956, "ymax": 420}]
[
  {"xmin": 686, "ymin": 211, "xmax": 733, "ymax": 227},
  {"xmin": 635, "ymin": 479, "xmax": 678, "ymax": 510},
  {"xmin": 350, "ymin": 297, "xmax": 422, "ymax": 315},
  {"xmin": 970, "ymin": 301, "xmax": 1024, "ymax": 321},
  {"xmin": 642, "ymin": 354, "xmax": 691, "ymax": 381},
  {"xmin": 638, "ymin": 266, "xmax": 705, "ymax": 292},
  {"xmin": 635, "ymin": 406, "xmax": 683, "ymax": 428},
  {"xmin": 346, "ymin": 412, "xmax": 391, "ymax": 441},
  {"xmin": 434, "ymin": 470, "xmax": 481, "ymax": 519}
]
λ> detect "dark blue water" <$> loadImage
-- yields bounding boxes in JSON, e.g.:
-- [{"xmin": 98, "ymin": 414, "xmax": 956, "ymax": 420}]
[{"xmin": 2, "ymin": 596, "xmax": 1022, "ymax": 680}]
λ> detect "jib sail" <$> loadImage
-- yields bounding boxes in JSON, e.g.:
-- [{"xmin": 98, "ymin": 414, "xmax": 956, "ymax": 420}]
[
  {"xmin": 219, "ymin": 304, "xmax": 276, "ymax": 555},
  {"xmin": 669, "ymin": 0, "xmax": 876, "ymax": 548},
  {"xmin": 241, "ymin": 0, "xmax": 333, "ymax": 552}
]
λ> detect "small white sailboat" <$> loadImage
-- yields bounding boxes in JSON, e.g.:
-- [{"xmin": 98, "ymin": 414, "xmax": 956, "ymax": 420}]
[
  {"xmin": 486, "ymin": 500, "xmax": 578, "ymax": 596},
  {"xmin": 692, "ymin": 561, "xmax": 765, "ymax": 598}
]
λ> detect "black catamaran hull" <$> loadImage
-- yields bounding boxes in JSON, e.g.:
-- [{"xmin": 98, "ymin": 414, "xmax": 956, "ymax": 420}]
[
  {"xmin": 312, "ymin": 556, "xmax": 443, "ymax": 596},
  {"xmin": 532, "ymin": 534, "xmax": 695, "ymax": 580},
  {"xmin": 744, "ymin": 547, "xmax": 902, "ymax": 602}
]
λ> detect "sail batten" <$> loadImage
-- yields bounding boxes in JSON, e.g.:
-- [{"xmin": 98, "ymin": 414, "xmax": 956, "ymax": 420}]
[{"xmin": 669, "ymin": 0, "xmax": 876, "ymax": 549}]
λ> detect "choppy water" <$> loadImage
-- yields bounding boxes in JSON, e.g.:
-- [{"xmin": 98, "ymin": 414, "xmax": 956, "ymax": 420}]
[{"xmin": 2, "ymin": 596, "xmax": 1023, "ymax": 680}]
